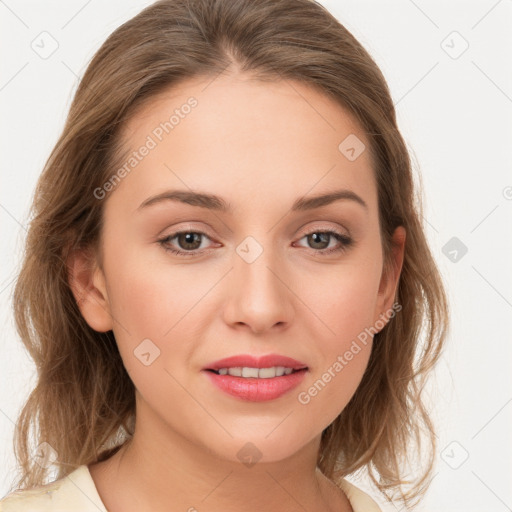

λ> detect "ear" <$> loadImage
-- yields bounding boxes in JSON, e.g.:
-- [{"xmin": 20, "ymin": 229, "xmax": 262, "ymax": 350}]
[
  {"xmin": 373, "ymin": 226, "xmax": 406, "ymax": 327},
  {"xmin": 66, "ymin": 246, "xmax": 113, "ymax": 332}
]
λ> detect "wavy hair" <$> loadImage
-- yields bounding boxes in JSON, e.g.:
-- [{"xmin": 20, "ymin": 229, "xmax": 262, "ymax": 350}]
[{"xmin": 9, "ymin": 0, "xmax": 449, "ymax": 507}]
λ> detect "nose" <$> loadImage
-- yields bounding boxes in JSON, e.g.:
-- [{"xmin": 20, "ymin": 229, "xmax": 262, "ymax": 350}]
[{"xmin": 222, "ymin": 243, "xmax": 294, "ymax": 334}]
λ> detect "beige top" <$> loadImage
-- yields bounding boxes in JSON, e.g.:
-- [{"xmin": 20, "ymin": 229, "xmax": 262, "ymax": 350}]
[{"xmin": 0, "ymin": 465, "xmax": 382, "ymax": 511}]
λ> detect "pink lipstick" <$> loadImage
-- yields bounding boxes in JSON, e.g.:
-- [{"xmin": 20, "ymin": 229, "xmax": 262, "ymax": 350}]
[{"xmin": 202, "ymin": 353, "xmax": 308, "ymax": 402}]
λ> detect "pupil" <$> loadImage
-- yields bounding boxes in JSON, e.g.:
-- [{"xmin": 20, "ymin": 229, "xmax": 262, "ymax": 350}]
[
  {"xmin": 180, "ymin": 232, "xmax": 201, "ymax": 249},
  {"xmin": 309, "ymin": 232, "xmax": 328, "ymax": 249}
]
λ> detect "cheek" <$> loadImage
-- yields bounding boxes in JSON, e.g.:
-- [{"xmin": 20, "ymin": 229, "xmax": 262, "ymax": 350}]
[
  {"xmin": 106, "ymin": 249, "xmax": 207, "ymax": 337},
  {"xmin": 296, "ymin": 295, "xmax": 374, "ymax": 430},
  {"xmin": 103, "ymin": 246, "xmax": 221, "ymax": 382},
  {"xmin": 299, "ymin": 258, "xmax": 381, "ymax": 342},
  {"xmin": 293, "ymin": 259, "xmax": 381, "ymax": 422},
  {"xmin": 296, "ymin": 341, "xmax": 372, "ymax": 434}
]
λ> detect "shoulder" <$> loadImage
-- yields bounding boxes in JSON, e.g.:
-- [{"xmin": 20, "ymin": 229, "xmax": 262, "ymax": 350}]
[
  {"xmin": 338, "ymin": 478, "xmax": 382, "ymax": 512},
  {"xmin": 0, "ymin": 465, "xmax": 108, "ymax": 512}
]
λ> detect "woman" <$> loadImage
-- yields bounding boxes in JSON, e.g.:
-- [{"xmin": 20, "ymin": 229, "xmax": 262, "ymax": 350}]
[{"xmin": 1, "ymin": 0, "xmax": 449, "ymax": 510}]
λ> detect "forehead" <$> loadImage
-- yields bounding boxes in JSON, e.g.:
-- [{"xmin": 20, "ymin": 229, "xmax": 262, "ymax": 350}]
[{"xmin": 106, "ymin": 73, "xmax": 377, "ymax": 217}]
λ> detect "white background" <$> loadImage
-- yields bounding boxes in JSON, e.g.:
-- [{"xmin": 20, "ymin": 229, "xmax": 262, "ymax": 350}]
[{"xmin": 1, "ymin": 1, "xmax": 511, "ymax": 510}]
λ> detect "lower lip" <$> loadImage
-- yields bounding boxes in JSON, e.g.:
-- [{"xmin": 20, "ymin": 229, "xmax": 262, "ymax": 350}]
[{"xmin": 203, "ymin": 369, "xmax": 308, "ymax": 402}]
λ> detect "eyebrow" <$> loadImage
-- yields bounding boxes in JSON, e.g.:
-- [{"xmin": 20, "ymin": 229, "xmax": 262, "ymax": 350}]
[{"xmin": 136, "ymin": 188, "xmax": 368, "ymax": 213}]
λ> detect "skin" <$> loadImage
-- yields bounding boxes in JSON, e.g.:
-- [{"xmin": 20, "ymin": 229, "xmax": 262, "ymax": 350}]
[{"xmin": 68, "ymin": 70, "xmax": 405, "ymax": 512}]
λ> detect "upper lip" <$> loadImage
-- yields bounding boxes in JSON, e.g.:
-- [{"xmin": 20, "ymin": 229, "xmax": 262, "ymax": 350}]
[{"xmin": 203, "ymin": 354, "xmax": 308, "ymax": 371}]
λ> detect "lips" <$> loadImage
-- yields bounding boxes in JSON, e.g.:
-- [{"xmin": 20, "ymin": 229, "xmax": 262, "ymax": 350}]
[
  {"xmin": 204, "ymin": 367, "xmax": 307, "ymax": 401},
  {"xmin": 203, "ymin": 354, "xmax": 308, "ymax": 372}
]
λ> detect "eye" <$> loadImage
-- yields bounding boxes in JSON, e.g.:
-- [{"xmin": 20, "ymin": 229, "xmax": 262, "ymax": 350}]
[
  {"xmin": 157, "ymin": 228, "xmax": 353, "ymax": 258},
  {"xmin": 157, "ymin": 230, "xmax": 215, "ymax": 257},
  {"xmin": 295, "ymin": 229, "xmax": 353, "ymax": 256}
]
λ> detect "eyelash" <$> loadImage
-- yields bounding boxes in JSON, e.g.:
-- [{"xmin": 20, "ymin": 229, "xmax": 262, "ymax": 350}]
[{"xmin": 157, "ymin": 229, "xmax": 353, "ymax": 257}]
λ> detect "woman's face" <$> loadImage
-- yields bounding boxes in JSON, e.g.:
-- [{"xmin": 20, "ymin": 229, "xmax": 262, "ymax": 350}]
[{"xmin": 74, "ymin": 72, "xmax": 404, "ymax": 464}]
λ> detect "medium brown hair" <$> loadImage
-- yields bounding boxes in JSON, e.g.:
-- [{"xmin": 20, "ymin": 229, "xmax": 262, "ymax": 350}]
[{"xmin": 10, "ymin": 0, "xmax": 449, "ymax": 507}]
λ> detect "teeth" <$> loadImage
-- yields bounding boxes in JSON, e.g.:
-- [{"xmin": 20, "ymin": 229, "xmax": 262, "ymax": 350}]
[
  {"xmin": 242, "ymin": 367, "xmax": 259, "ymax": 378},
  {"xmin": 215, "ymin": 366, "xmax": 298, "ymax": 378}
]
